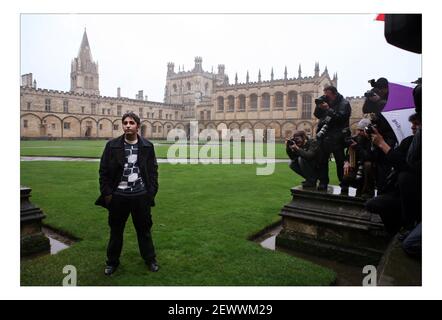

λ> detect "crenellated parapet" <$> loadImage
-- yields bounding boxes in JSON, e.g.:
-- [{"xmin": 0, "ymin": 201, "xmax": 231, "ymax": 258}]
[{"xmin": 21, "ymin": 86, "xmax": 184, "ymax": 110}]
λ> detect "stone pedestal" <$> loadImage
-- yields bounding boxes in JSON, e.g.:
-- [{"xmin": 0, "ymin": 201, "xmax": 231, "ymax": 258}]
[
  {"xmin": 21, "ymin": 186, "xmax": 50, "ymax": 257},
  {"xmin": 276, "ymin": 185, "xmax": 391, "ymax": 266}
]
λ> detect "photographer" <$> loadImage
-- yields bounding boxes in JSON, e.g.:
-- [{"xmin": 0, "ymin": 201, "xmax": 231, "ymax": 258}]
[
  {"xmin": 286, "ymin": 130, "xmax": 321, "ymax": 189},
  {"xmin": 362, "ymin": 77, "xmax": 398, "ymax": 192},
  {"xmin": 341, "ymin": 118, "xmax": 376, "ymax": 199},
  {"xmin": 314, "ymin": 85, "xmax": 352, "ymax": 191},
  {"xmin": 365, "ymin": 112, "xmax": 421, "ymax": 235}
]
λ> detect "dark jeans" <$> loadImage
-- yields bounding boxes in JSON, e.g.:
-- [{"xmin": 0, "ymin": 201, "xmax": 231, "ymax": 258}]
[
  {"xmin": 402, "ymin": 223, "xmax": 421, "ymax": 258},
  {"xmin": 365, "ymin": 193, "xmax": 402, "ymax": 234},
  {"xmin": 398, "ymin": 171, "xmax": 422, "ymax": 230},
  {"xmin": 106, "ymin": 193, "xmax": 156, "ymax": 266},
  {"xmin": 318, "ymin": 139, "xmax": 345, "ymax": 185},
  {"xmin": 365, "ymin": 171, "xmax": 421, "ymax": 234},
  {"xmin": 289, "ymin": 157, "xmax": 317, "ymax": 183},
  {"xmin": 341, "ymin": 161, "xmax": 375, "ymax": 196}
]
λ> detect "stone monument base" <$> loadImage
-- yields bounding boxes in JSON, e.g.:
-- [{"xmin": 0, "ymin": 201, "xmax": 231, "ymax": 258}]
[
  {"xmin": 21, "ymin": 186, "xmax": 50, "ymax": 257},
  {"xmin": 276, "ymin": 185, "xmax": 390, "ymax": 266}
]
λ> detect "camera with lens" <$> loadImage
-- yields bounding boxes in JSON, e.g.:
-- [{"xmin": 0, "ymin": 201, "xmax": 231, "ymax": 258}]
[
  {"xmin": 364, "ymin": 123, "xmax": 377, "ymax": 135},
  {"xmin": 315, "ymin": 95, "xmax": 327, "ymax": 105},
  {"xmin": 287, "ymin": 136, "xmax": 303, "ymax": 147},
  {"xmin": 342, "ymin": 127, "xmax": 354, "ymax": 146},
  {"xmin": 316, "ymin": 115, "xmax": 332, "ymax": 139},
  {"xmin": 364, "ymin": 89, "xmax": 378, "ymax": 98},
  {"xmin": 287, "ymin": 138, "xmax": 296, "ymax": 147},
  {"xmin": 368, "ymin": 79, "xmax": 377, "ymax": 88}
]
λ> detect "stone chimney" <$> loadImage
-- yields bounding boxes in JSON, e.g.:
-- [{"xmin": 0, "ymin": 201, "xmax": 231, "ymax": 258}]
[{"xmin": 117, "ymin": 87, "xmax": 121, "ymax": 98}]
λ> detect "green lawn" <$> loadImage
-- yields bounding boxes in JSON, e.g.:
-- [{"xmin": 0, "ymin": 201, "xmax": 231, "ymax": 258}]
[
  {"xmin": 20, "ymin": 139, "xmax": 289, "ymax": 159},
  {"xmin": 20, "ymin": 161, "xmax": 339, "ymax": 286}
]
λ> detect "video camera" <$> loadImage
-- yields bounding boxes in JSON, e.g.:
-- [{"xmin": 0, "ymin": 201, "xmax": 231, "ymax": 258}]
[
  {"xmin": 364, "ymin": 79, "xmax": 381, "ymax": 99},
  {"xmin": 315, "ymin": 95, "xmax": 327, "ymax": 105}
]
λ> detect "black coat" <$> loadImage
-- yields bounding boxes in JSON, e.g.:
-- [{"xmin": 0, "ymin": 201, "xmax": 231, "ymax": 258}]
[
  {"xmin": 314, "ymin": 93, "xmax": 351, "ymax": 136},
  {"xmin": 286, "ymin": 139, "xmax": 321, "ymax": 162},
  {"xmin": 95, "ymin": 134, "xmax": 159, "ymax": 208}
]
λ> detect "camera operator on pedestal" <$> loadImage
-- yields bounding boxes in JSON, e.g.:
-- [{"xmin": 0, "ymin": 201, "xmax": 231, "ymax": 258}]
[
  {"xmin": 340, "ymin": 118, "xmax": 376, "ymax": 199},
  {"xmin": 313, "ymin": 85, "xmax": 352, "ymax": 191},
  {"xmin": 362, "ymin": 77, "xmax": 398, "ymax": 193},
  {"xmin": 286, "ymin": 130, "xmax": 321, "ymax": 189}
]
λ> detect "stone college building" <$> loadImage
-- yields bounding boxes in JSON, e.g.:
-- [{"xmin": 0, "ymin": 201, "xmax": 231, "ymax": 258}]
[{"xmin": 20, "ymin": 30, "xmax": 364, "ymax": 140}]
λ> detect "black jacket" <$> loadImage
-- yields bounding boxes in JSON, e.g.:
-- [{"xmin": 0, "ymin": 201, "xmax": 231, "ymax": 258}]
[
  {"xmin": 314, "ymin": 93, "xmax": 351, "ymax": 136},
  {"xmin": 95, "ymin": 134, "xmax": 159, "ymax": 208},
  {"xmin": 286, "ymin": 139, "xmax": 321, "ymax": 162}
]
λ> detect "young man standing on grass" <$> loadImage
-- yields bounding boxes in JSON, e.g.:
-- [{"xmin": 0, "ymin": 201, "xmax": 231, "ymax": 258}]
[{"xmin": 95, "ymin": 112, "xmax": 159, "ymax": 275}]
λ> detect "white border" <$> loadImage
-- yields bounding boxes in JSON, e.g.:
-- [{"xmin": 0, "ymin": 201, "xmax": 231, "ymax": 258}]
[{"xmin": 3, "ymin": 0, "xmax": 441, "ymax": 300}]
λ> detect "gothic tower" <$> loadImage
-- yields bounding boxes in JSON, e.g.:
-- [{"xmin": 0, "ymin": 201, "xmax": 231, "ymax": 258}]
[{"xmin": 70, "ymin": 29, "xmax": 100, "ymax": 95}]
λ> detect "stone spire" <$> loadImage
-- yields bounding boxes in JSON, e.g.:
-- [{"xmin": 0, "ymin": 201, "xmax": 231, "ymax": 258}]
[
  {"xmin": 235, "ymin": 72, "xmax": 238, "ymax": 85},
  {"xmin": 246, "ymin": 70, "xmax": 249, "ymax": 84},
  {"xmin": 271, "ymin": 68, "xmax": 274, "ymax": 81},
  {"xmin": 284, "ymin": 66, "xmax": 288, "ymax": 80},
  {"xmin": 298, "ymin": 64, "xmax": 302, "ymax": 78},
  {"xmin": 258, "ymin": 69, "xmax": 261, "ymax": 82},
  {"xmin": 78, "ymin": 28, "xmax": 93, "ymax": 63},
  {"xmin": 333, "ymin": 72, "xmax": 338, "ymax": 86},
  {"xmin": 314, "ymin": 62, "xmax": 320, "ymax": 77},
  {"xmin": 70, "ymin": 28, "xmax": 99, "ymax": 95}
]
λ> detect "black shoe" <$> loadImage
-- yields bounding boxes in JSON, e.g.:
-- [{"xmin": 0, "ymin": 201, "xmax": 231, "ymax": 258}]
[
  {"xmin": 302, "ymin": 181, "xmax": 316, "ymax": 189},
  {"xmin": 104, "ymin": 264, "xmax": 118, "ymax": 276},
  {"xmin": 361, "ymin": 193, "xmax": 374, "ymax": 200},
  {"xmin": 146, "ymin": 260, "xmax": 159, "ymax": 272},
  {"xmin": 317, "ymin": 184, "xmax": 328, "ymax": 191},
  {"xmin": 340, "ymin": 186, "xmax": 349, "ymax": 195}
]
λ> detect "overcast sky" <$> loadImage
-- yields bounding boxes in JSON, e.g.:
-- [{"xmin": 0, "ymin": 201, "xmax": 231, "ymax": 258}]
[{"xmin": 20, "ymin": 14, "xmax": 421, "ymax": 102}]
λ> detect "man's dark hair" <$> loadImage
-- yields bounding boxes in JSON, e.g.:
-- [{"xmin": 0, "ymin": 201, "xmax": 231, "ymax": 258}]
[
  {"xmin": 122, "ymin": 112, "xmax": 141, "ymax": 126},
  {"xmin": 324, "ymin": 85, "xmax": 338, "ymax": 95},
  {"xmin": 409, "ymin": 112, "xmax": 421, "ymax": 123},
  {"xmin": 413, "ymin": 83, "xmax": 422, "ymax": 114},
  {"xmin": 292, "ymin": 130, "xmax": 308, "ymax": 141}
]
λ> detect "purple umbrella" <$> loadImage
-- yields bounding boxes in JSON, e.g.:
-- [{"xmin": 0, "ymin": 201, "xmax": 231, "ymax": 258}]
[{"xmin": 382, "ymin": 82, "xmax": 416, "ymax": 143}]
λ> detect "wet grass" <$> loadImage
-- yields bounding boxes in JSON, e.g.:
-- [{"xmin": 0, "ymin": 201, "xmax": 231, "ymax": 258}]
[
  {"xmin": 20, "ymin": 139, "xmax": 289, "ymax": 159},
  {"xmin": 20, "ymin": 161, "xmax": 338, "ymax": 286}
]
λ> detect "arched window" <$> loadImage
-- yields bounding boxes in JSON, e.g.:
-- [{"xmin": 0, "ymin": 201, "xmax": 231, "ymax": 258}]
[
  {"xmin": 250, "ymin": 94, "xmax": 258, "ymax": 110},
  {"xmin": 228, "ymin": 95, "xmax": 235, "ymax": 112},
  {"xmin": 205, "ymin": 83, "xmax": 209, "ymax": 94},
  {"xmin": 239, "ymin": 95, "xmax": 246, "ymax": 111},
  {"xmin": 90, "ymin": 77, "xmax": 94, "ymax": 88},
  {"xmin": 217, "ymin": 96, "xmax": 224, "ymax": 111},
  {"xmin": 261, "ymin": 93, "xmax": 270, "ymax": 110},
  {"xmin": 173, "ymin": 84, "xmax": 177, "ymax": 92},
  {"xmin": 288, "ymin": 91, "xmax": 297, "ymax": 109},
  {"xmin": 302, "ymin": 94, "xmax": 312, "ymax": 119},
  {"xmin": 187, "ymin": 82, "xmax": 192, "ymax": 91},
  {"xmin": 275, "ymin": 92, "xmax": 284, "ymax": 109}
]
